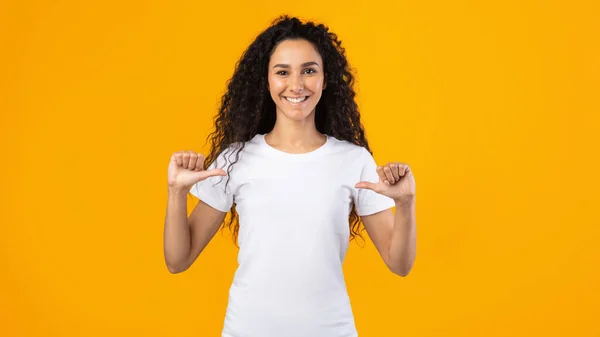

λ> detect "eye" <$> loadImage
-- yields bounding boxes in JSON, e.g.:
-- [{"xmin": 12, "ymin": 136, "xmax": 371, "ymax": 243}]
[
  {"xmin": 276, "ymin": 71, "xmax": 288, "ymax": 75},
  {"xmin": 304, "ymin": 68, "xmax": 316, "ymax": 74}
]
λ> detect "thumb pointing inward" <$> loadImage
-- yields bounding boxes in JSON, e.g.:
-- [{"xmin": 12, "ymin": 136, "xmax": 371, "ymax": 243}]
[{"xmin": 355, "ymin": 181, "xmax": 376, "ymax": 190}]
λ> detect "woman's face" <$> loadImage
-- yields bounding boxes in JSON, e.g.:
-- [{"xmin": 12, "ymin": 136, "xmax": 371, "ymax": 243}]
[{"xmin": 267, "ymin": 39, "xmax": 326, "ymax": 123}]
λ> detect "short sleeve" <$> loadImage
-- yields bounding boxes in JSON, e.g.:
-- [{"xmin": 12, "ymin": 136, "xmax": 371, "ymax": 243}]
[
  {"xmin": 354, "ymin": 148, "xmax": 396, "ymax": 216},
  {"xmin": 188, "ymin": 150, "xmax": 235, "ymax": 213}
]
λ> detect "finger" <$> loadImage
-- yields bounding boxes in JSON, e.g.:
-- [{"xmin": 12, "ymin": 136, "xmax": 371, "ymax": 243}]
[
  {"xmin": 355, "ymin": 181, "xmax": 378, "ymax": 191},
  {"xmin": 376, "ymin": 166, "xmax": 388, "ymax": 184},
  {"xmin": 383, "ymin": 165, "xmax": 395, "ymax": 184},
  {"xmin": 181, "ymin": 151, "xmax": 191, "ymax": 169},
  {"xmin": 174, "ymin": 152, "xmax": 183, "ymax": 166},
  {"xmin": 402, "ymin": 165, "xmax": 410, "ymax": 176},
  {"xmin": 390, "ymin": 163, "xmax": 401, "ymax": 181},
  {"xmin": 194, "ymin": 154, "xmax": 205, "ymax": 171},
  {"xmin": 187, "ymin": 152, "xmax": 198, "ymax": 170},
  {"xmin": 397, "ymin": 164, "xmax": 409, "ymax": 177},
  {"xmin": 185, "ymin": 151, "xmax": 198, "ymax": 171},
  {"xmin": 201, "ymin": 168, "xmax": 227, "ymax": 178}
]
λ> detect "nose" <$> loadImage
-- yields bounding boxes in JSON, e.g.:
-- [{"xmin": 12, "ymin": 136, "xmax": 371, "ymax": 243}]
[{"xmin": 289, "ymin": 74, "xmax": 304, "ymax": 93}]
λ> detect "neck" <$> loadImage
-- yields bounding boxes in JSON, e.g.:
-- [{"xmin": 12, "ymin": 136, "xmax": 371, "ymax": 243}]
[{"xmin": 265, "ymin": 110, "xmax": 326, "ymax": 151}]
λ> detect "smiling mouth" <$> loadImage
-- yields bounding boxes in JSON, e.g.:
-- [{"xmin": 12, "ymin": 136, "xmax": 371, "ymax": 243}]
[{"xmin": 284, "ymin": 96, "xmax": 309, "ymax": 103}]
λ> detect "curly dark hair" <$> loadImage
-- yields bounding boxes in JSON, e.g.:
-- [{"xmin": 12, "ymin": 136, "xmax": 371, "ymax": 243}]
[{"xmin": 201, "ymin": 15, "xmax": 374, "ymax": 246}]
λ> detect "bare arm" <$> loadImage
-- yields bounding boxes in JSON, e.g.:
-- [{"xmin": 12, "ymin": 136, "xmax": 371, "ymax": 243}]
[
  {"xmin": 163, "ymin": 150, "xmax": 229, "ymax": 274},
  {"xmin": 355, "ymin": 160, "xmax": 417, "ymax": 277},
  {"xmin": 361, "ymin": 198, "xmax": 417, "ymax": 277},
  {"xmin": 163, "ymin": 186, "xmax": 227, "ymax": 273}
]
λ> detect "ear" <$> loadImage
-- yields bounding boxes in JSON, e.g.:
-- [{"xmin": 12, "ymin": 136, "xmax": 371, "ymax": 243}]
[{"xmin": 323, "ymin": 75, "xmax": 327, "ymax": 90}]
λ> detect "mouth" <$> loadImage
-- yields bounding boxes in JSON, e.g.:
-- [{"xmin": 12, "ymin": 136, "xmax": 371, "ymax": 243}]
[{"xmin": 284, "ymin": 96, "xmax": 309, "ymax": 104}]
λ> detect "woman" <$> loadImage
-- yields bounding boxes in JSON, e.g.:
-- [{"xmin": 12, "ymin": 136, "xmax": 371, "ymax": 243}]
[{"xmin": 164, "ymin": 15, "xmax": 417, "ymax": 337}]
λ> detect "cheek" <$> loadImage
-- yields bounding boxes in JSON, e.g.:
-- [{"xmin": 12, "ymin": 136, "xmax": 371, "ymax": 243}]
[
  {"xmin": 310, "ymin": 76, "xmax": 325, "ymax": 92},
  {"xmin": 268, "ymin": 78, "xmax": 285, "ymax": 95}
]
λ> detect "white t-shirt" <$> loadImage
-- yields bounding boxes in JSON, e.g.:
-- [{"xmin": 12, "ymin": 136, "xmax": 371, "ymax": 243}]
[{"xmin": 189, "ymin": 133, "xmax": 395, "ymax": 337}]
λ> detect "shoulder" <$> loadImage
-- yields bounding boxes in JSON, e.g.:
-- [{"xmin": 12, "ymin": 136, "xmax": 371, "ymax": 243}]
[
  {"xmin": 327, "ymin": 136, "xmax": 371, "ymax": 159},
  {"xmin": 219, "ymin": 134, "xmax": 262, "ymax": 156},
  {"xmin": 210, "ymin": 135, "xmax": 261, "ymax": 168}
]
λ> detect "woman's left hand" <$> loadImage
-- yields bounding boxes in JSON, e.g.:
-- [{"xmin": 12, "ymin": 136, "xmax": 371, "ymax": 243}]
[{"xmin": 355, "ymin": 162, "xmax": 416, "ymax": 204}]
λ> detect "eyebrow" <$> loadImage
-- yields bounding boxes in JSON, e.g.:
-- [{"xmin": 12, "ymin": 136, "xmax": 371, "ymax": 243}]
[{"xmin": 273, "ymin": 61, "xmax": 320, "ymax": 69}]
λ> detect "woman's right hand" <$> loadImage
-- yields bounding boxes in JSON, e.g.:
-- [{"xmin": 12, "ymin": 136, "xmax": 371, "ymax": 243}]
[{"xmin": 167, "ymin": 151, "xmax": 227, "ymax": 190}]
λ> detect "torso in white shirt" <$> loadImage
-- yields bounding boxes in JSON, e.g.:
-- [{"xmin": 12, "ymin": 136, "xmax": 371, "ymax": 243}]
[{"xmin": 190, "ymin": 133, "xmax": 394, "ymax": 337}]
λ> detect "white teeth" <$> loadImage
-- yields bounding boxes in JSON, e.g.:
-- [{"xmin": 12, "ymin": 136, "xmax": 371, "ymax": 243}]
[{"xmin": 285, "ymin": 96, "xmax": 307, "ymax": 103}]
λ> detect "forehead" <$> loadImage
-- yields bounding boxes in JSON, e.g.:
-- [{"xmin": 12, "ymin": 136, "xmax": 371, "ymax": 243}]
[{"xmin": 269, "ymin": 39, "xmax": 323, "ymax": 66}]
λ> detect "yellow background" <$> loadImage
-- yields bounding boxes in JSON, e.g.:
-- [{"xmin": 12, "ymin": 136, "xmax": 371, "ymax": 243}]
[{"xmin": 1, "ymin": 0, "xmax": 599, "ymax": 336}]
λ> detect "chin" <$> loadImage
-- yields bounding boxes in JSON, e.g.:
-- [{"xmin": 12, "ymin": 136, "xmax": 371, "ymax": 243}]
[{"xmin": 280, "ymin": 108, "xmax": 315, "ymax": 121}]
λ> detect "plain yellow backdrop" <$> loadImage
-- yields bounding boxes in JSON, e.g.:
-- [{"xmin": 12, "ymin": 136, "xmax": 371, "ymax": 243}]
[{"xmin": 1, "ymin": 0, "xmax": 599, "ymax": 336}]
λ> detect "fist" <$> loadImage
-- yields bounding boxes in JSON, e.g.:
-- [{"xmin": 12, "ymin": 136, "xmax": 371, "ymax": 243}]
[
  {"xmin": 167, "ymin": 151, "xmax": 227, "ymax": 190},
  {"xmin": 355, "ymin": 162, "xmax": 416, "ymax": 203}
]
